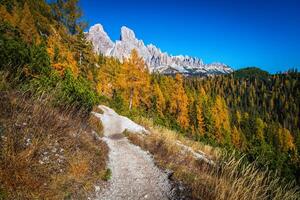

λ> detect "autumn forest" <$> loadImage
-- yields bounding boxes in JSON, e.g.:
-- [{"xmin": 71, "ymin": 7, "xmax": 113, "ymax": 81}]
[{"xmin": 0, "ymin": 0, "xmax": 299, "ymax": 199}]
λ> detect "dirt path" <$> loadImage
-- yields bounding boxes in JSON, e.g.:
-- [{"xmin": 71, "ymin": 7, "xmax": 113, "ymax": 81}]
[{"xmin": 93, "ymin": 106, "xmax": 173, "ymax": 200}]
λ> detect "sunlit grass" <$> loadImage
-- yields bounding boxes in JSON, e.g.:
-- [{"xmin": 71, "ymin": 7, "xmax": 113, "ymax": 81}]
[{"xmin": 127, "ymin": 117, "xmax": 300, "ymax": 200}]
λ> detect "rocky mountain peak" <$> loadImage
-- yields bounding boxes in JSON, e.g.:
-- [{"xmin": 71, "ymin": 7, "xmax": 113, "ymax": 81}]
[
  {"xmin": 86, "ymin": 24, "xmax": 114, "ymax": 56},
  {"xmin": 86, "ymin": 23, "xmax": 234, "ymax": 76},
  {"xmin": 90, "ymin": 23, "xmax": 105, "ymax": 33},
  {"xmin": 120, "ymin": 26, "xmax": 136, "ymax": 42}
]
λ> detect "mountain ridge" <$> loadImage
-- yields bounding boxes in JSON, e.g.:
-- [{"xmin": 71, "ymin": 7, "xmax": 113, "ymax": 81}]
[{"xmin": 86, "ymin": 24, "xmax": 233, "ymax": 76}]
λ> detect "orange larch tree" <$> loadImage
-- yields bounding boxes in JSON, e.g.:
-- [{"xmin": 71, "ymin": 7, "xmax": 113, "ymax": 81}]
[
  {"xmin": 96, "ymin": 57, "xmax": 121, "ymax": 97},
  {"xmin": 211, "ymin": 95, "xmax": 231, "ymax": 143},
  {"xmin": 278, "ymin": 127, "xmax": 296, "ymax": 152},
  {"xmin": 169, "ymin": 74, "xmax": 189, "ymax": 129},
  {"xmin": 46, "ymin": 34, "xmax": 79, "ymax": 76},
  {"xmin": 118, "ymin": 49, "xmax": 150, "ymax": 110},
  {"xmin": 196, "ymin": 97, "xmax": 205, "ymax": 136},
  {"xmin": 231, "ymin": 125, "xmax": 241, "ymax": 148},
  {"xmin": 151, "ymin": 80, "xmax": 166, "ymax": 115}
]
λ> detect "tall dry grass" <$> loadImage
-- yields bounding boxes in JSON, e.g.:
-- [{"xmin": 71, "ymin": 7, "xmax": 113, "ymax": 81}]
[
  {"xmin": 88, "ymin": 106, "xmax": 104, "ymax": 137},
  {"xmin": 0, "ymin": 91, "xmax": 108, "ymax": 199},
  {"xmin": 127, "ymin": 117, "xmax": 300, "ymax": 200},
  {"xmin": 134, "ymin": 116, "xmax": 220, "ymax": 159}
]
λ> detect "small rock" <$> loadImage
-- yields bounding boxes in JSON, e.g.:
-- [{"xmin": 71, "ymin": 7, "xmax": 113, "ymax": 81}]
[
  {"xmin": 95, "ymin": 185, "xmax": 100, "ymax": 192},
  {"xmin": 165, "ymin": 169, "xmax": 174, "ymax": 179},
  {"xmin": 52, "ymin": 147, "xmax": 57, "ymax": 153}
]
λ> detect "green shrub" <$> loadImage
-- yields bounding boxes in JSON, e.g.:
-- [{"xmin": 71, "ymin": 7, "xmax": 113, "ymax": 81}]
[
  {"xmin": 23, "ymin": 70, "xmax": 99, "ymax": 111},
  {"xmin": 0, "ymin": 28, "xmax": 30, "ymax": 73},
  {"xmin": 23, "ymin": 71, "xmax": 61, "ymax": 96},
  {"xmin": 0, "ymin": 22, "xmax": 50, "ymax": 78},
  {"xmin": 28, "ymin": 43, "xmax": 51, "ymax": 76},
  {"xmin": 101, "ymin": 168, "xmax": 112, "ymax": 181},
  {"xmin": 58, "ymin": 69, "xmax": 99, "ymax": 111}
]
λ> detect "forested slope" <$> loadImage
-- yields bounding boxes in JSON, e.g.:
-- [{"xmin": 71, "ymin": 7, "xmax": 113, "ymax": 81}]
[{"xmin": 0, "ymin": 0, "xmax": 299, "ymax": 199}]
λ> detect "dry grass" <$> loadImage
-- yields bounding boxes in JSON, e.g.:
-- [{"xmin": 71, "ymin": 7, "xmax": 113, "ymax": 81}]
[
  {"xmin": 88, "ymin": 106, "xmax": 104, "ymax": 137},
  {"xmin": 88, "ymin": 114, "xmax": 104, "ymax": 137},
  {"xmin": 92, "ymin": 105, "xmax": 104, "ymax": 114},
  {"xmin": 127, "ymin": 117, "xmax": 300, "ymax": 200},
  {"xmin": 134, "ymin": 116, "xmax": 220, "ymax": 160},
  {"xmin": 0, "ymin": 91, "xmax": 108, "ymax": 199}
]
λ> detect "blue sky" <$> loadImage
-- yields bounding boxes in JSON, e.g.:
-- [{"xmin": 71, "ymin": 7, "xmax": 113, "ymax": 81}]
[{"xmin": 79, "ymin": 0, "xmax": 300, "ymax": 73}]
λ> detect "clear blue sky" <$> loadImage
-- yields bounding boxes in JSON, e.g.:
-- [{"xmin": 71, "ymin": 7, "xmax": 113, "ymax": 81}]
[{"xmin": 79, "ymin": 0, "xmax": 300, "ymax": 73}]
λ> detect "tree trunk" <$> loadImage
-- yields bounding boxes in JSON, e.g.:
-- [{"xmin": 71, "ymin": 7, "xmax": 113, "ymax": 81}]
[
  {"xmin": 129, "ymin": 88, "xmax": 134, "ymax": 110},
  {"xmin": 79, "ymin": 51, "xmax": 82, "ymax": 66}
]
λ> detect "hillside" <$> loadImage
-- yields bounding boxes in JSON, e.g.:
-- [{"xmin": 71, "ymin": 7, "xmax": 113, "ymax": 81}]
[
  {"xmin": 0, "ymin": 0, "xmax": 300, "ymax": 199},
  {"xmin": 93, "ymin": 105, "xmax": 299, "ymax": 200},
  {"xmin": 232, "ymin": 67, "xmax": 270, "ymax": 79}
]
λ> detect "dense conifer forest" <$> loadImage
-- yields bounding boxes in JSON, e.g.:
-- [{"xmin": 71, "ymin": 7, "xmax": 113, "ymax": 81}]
[{"xmin": 0, "ymin": 0, "xmax": 299, "ymax": 198}]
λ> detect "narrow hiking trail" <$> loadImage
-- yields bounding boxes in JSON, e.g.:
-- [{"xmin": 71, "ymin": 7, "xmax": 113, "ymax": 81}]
[{"xmin": 92, "ymin": 106, "xmax": 174, "ymax": 200}]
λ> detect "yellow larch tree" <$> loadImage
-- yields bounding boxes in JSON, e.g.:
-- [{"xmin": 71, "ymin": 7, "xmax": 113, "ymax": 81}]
[
  {"xmin": 169, "ymin": 74, "xmax": 189, "ymax": 129},
  {"xmin": 118, "ymin": 49, "xmax": 151, "ymax": 110},
  {"xmin": 0, "ymin": 3, "xmax": 40, "ymax": 44},
  {"xmin": 158, "ymin": 75, "xmax": 175, "ymax": 105},
  {"xmin": 199, "ymin": 86, "xmax": 207, "ymax": 102},
  {"xmin": 152, "ymin": 81, "xmax": 166, "ymax": 115},
  {"xmin": 211, "ymin": 95, "xmax": 231, "ymax": 143},
  {"xmin": 231, "ymin": 125, "xmax": 241, "ymax": 148},
  {"xmin": 18, "ymin": 3, "xmax": 40, "ymax": 44},
  {"xmin": 46, "ymin": 34, "xmax": 79, "ymax": 76},
  {"xmin": 278, "ymin": 127, "xmax": 296, "ymax": 152},
  {"xmin": 96, "ymin": 57, "xmax": 121, "ymax": 97},
  {"xmin": 255, "ymin": 118, "xmax": 265, "ymax": 142},
  {"xmin": 196, "ymin": 98, "xmax": 205, "ymax": 136}
]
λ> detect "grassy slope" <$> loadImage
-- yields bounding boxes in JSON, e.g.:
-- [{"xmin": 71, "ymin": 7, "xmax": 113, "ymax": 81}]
[
  {"xmin": 126, "ymin": 117, "xmax": 300, "ymax": 200},
  {"xmin": 0, "ymin": 89, "xmax": 109, "ymax": 199},
  {"xmin": 0, "ymin": 1, "xmax": 109, "ymax": 198}
]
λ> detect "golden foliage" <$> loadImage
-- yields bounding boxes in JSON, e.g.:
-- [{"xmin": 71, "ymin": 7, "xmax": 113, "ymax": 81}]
[
  {"xmin": 118, "ymin": 49, "xmax": 151, "ymax": 109},
  {"xmin": 0, "ymin": 3, "xmax": 40, "ymax": 44},
  {"xmin": 96, "ymin": 57, "xmax": 121, "ymax": 96},
  {"xmin": 196, "ymin": 99, "xmax": 205, "ymax": 136},
  {"xmin": 255, "ymin": 118, "xmax": 265, "ymax": 142},
  {"xmin": 211, "ymin": 95, "xmax": 231, "ymax": 143},
  {"xmin": 231, "ymin": 126, "xmax": 241, "ymax": 148},
  {"xmin": 169, "ymin": 74, "xmax": 189, "ymax": 128},
  {"xmin": 199, "ymin": 86, "xmax": 207, "ymax": 101},
  {"xmin": 152, "ymin": 81, "xmax": 166, "ymax": 115},
  {"xmin": 278, "ymin": 127, "xmax": 296, "ymax": 152},
  {"xmin": 47, "ymin": 34, "xmax": 79, "ymax": 76}
]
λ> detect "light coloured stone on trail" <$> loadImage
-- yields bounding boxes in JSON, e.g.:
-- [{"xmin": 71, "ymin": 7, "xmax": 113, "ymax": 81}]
[
  {"xmin": 94, "ymin": 186, "xmax": 100, "ymax": 192},
  {"xmin": 93, "ymin": 106, "xmax": 173, "ymax": 200}
]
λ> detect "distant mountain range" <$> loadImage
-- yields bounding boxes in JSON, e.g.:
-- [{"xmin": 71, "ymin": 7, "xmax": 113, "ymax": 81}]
[{"xmin": 86, "ymin": 24, "xmax": 233, "ymax": 76}]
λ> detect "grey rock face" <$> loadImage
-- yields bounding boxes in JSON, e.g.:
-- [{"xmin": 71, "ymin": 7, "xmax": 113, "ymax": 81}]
[
  {"xmin": 86, "ymin": 24, "xmax": 114, "ymax": 56},
  {"xmin": 86, "ymin": 23, "xmax": 233, "ymax": 76}
]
